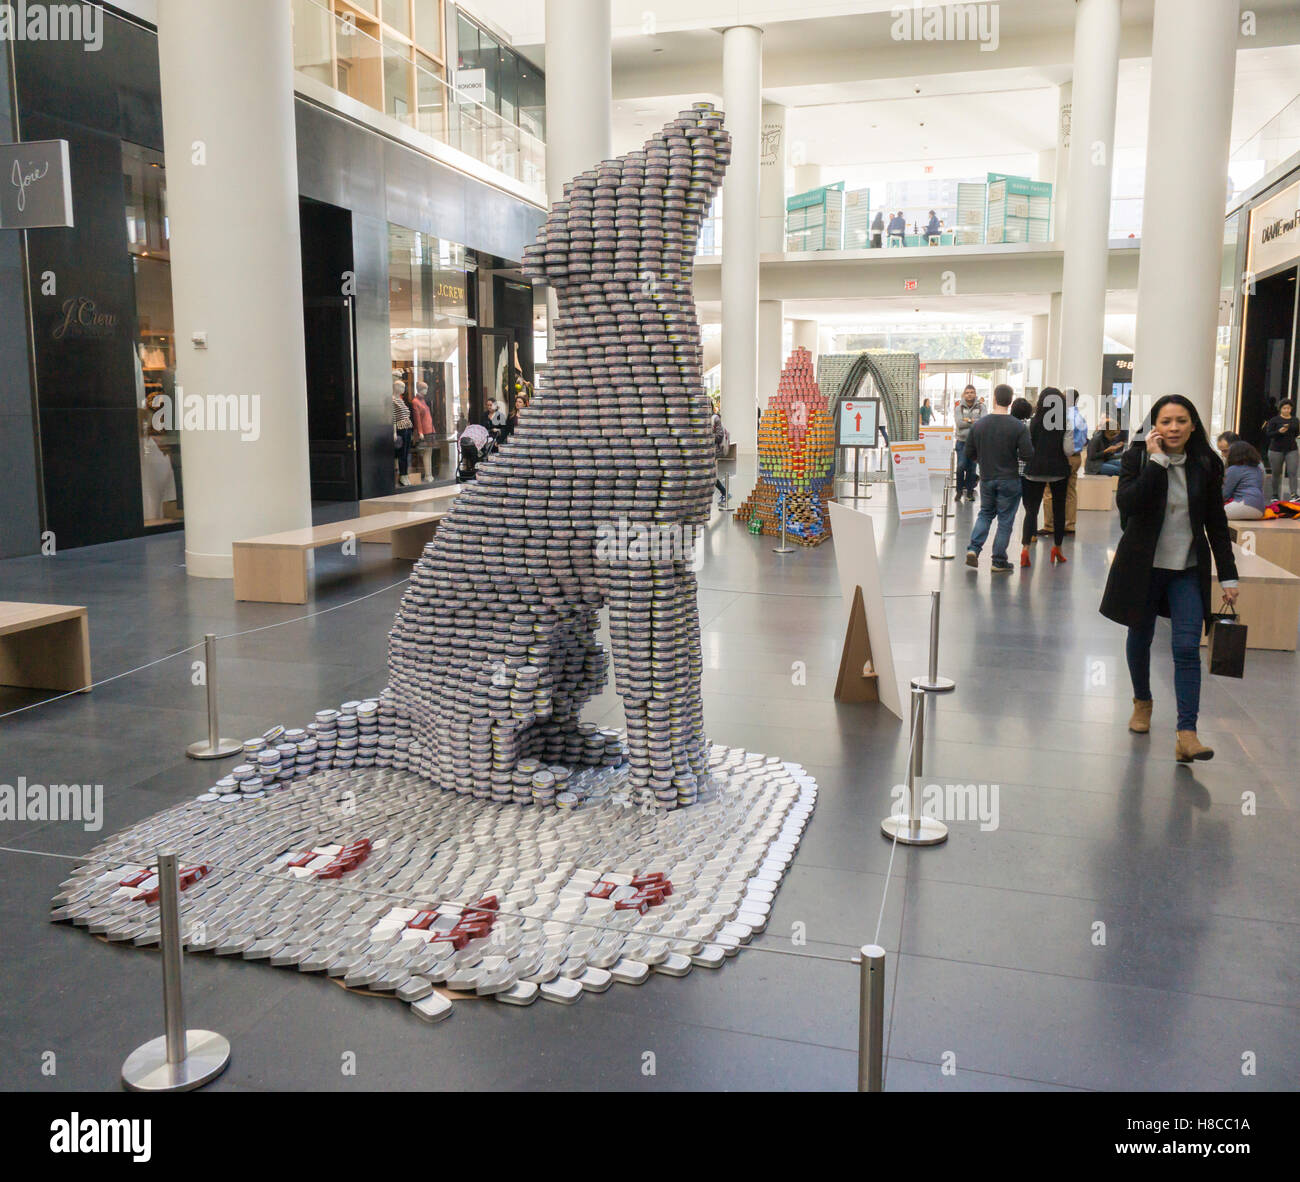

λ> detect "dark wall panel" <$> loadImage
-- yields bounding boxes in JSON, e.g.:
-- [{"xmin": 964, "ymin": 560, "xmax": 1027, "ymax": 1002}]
[
  {"xmin": 0, "ymin": 42, "xmax": 43, "ymax": 558},
  {"xmin": 12, "ymin": 9, "xmax": 162, "ymax": 551}
]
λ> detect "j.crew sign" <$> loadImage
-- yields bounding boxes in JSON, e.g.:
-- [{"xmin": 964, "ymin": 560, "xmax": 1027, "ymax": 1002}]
[{"xmin": 0, "ymin": 139, "xmax": 74, "ymax": 230}]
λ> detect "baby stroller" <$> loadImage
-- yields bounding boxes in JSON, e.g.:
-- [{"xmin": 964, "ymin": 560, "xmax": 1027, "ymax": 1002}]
[{"xmin": 457, "ymin": 424, "xmax": 495, "ymax": 482}]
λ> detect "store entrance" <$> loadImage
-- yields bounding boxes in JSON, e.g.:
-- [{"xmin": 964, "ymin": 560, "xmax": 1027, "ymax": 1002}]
[
  {"xmin": 300, "ymin": 199, "xmax": 360, "ymax": 501},
  {"xmin": 476, "ymin": 328, "xmax": 518, "ymax": 424},
  {"xmin": 1238, "ymin": 266, "xmax": 1298, "ymax": 452}
]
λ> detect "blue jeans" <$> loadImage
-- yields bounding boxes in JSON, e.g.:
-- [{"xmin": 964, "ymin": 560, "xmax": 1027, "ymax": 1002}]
[
  {"xmin": 1126, "ymin": 567, "xmax": 1203, "ymax": 731},
  {"xmin": 1096, "ymin": 457, "xmax": 1122, "ymax": 476},
  {"xmin": 955, "ymin": 440, "xmax": 978, "ymax": 496},
  {"xmin": 967, "ymin": 476, "xmax": 1021, "ymax": 562}
]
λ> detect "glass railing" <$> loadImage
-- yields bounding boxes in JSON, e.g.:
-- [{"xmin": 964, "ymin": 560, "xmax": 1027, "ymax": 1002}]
[
  {"xmin": 292, "ymin": 0, "xmax": 545, "ymax": 202},
  {"xmin": 1229, "ymin": 91, "xmax": 1300, "ymax": 206}
]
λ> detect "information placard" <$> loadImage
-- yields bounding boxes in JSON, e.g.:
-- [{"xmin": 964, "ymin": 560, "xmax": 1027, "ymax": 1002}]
[
  {"xmin": 920, "ymin": 425, "xmax": 955, "ymax": 471},
  {"xmin": 839, "ymin": 399, "xmax": 879, "ymax": 446},
  {"xmin": 889, "ymin": 441, "xmax": 932, "ymax": 521}
]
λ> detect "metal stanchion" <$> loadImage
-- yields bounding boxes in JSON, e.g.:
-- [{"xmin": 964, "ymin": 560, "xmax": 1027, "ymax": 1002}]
[
  {"xmin": 186, "ymin": 633, "xmax": 242, "ymax": 760},
  {"xmin": 929, "ymin": 486, "xmax": 955, "ymax": 560},
  {"xmin": 911, "ymin": 589, "xmax": 956, "ymax": 692},
  {"xmin": 772, "ymin": 495, "xmax": 796, "ymax": 555},
  {"xmin": 723, "ymin": 472, "xmax": 731, "ymax": 506},
  {"xmin": 881, "ymin": 686, "xmax": 948, "ymax": 845},
  {"xmin": 932, "ymin": 481, "xmax": 954, "ymax": 536},
  {"xmin": 857, "ymin": 943, "xmax": 886, "ymax": 1092},
  {"xmin": 122, "ymin": 852, "xmax": 231, "ymax": 1091}
]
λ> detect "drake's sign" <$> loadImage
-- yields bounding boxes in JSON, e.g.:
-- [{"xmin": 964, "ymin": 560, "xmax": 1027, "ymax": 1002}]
[{"xmin": 0, "ymin": 139, "xmax": 74, "ymax": 230}]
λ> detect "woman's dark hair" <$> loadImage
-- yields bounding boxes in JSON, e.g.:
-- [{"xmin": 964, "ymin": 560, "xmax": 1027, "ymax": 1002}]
[
  {"xmin": 1149, "ymin": 394, "xmax": 1222, "ymax": 477},
  {"xmin": 1009, "ymin": 397, "xmax": 1033, "ymax": 420},
  {"xmin": 1032, "ymin": 387, "xmax": 1067, "ymax": 433},
  {"xmin": 1226, "ymin": 440, "xmax": 1262, "ymax": 468},
  {"xmin": 1281, "ymin": 399, "xmax": 1296, "ymax": 412}
]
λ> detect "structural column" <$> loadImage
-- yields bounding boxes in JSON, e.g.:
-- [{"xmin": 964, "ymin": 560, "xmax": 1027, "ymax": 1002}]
[
  {"xmin": 721, "ymin": 24, "xmax": 763, "ymax": 454},
  {"xmin": 544, "ymin": 0, "xmax": 612, "ymax": 345},
  {"xmin": 1057, "ymin": 0, "xmax": 1120, "ymax": 404},
  {"xmin": 791, "ymin": 318, "xmax": 820, "ymax": 362},
  {"xmin": 756, "ymin": 102, "xmax": 786, "ymax": 420},
  {"xmin": 1029, "ymin": 313, "xmax": 1049, "ymax": 390},
  {"xmin": 157, "ymin": 0, "xmax": 311, "ymax": 578},
  {"xmin": 1132, "ymin": 0, "xmax": 1239, "ymax": 427},
  {"xmin": 1052, "ymin": 81, "xmax": 1072, "ymax": 243}
]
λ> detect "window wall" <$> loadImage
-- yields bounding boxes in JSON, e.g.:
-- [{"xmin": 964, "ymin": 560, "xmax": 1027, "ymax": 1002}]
[
  {"xmin": 389, "ymin": 224, "xmax": 474, "ymax": 485},
  {"xmin": 123, "ymin": 142, "xmax": 182, "ymax": 529},
  {"xmin": 292, "ymin": 0, "xmax": 543, "ymax": 196}
]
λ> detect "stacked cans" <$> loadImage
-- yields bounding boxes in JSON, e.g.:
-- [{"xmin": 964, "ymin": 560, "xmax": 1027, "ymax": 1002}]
[
  {"xmin": 736, "ymin": 347, "xmax": 836, "ymax": 546},
  {"xmin": 383, "ymin": 103, "xmax": 731, "ymax": 811}
]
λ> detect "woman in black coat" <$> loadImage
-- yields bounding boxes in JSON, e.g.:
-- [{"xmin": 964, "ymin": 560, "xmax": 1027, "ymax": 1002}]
[
  {"xmin": 1099, "ymin": 394, "xmax": 1239, "ymax": 762},
  {"xmin": 1019, "ymin": 388, "xmax": 1073, "ymax": 567}
]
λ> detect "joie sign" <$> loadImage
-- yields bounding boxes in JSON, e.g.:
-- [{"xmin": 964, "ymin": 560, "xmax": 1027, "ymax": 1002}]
[{"xmin": 0, "ymin": 138, "xmax": 74, "ymax": 230}]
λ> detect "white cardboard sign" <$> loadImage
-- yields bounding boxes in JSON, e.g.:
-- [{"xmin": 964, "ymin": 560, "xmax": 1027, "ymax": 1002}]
[{"xmin": 828, "ymin": 502, "xmax": 903, "ymax": 720}]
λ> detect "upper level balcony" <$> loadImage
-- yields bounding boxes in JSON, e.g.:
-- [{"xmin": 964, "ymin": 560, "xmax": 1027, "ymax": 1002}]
[{"xmin": 292, "ymin": 0, "xmax": 545, "ymax": 206}]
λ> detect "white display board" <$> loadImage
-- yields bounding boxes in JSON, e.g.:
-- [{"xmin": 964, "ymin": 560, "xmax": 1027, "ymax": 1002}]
[
  {"xmin": 889, "ymin": 441, "xmax": 932, "ymax": 521},
  {"xmin": 920, "ymin": 425, "xmax": 954, "ymax": 471},
  {"xmin": 828, "ymin": 502, "xmax": 903, "ymax": 720},
  {"xmin": 839, "ymin": 398, "xmax": 879, "ymax": 445}
]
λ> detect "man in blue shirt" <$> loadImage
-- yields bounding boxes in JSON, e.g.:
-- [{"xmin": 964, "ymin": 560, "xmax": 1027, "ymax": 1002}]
[{"xmin": 1043, "ymin": 388, "xmax": 1086, "ymax": 535}]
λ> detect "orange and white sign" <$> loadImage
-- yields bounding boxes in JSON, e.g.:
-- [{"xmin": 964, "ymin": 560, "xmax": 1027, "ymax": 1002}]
[
  {"xmin": 889, "ymin": 441, "xmax": 932, "ymax": 521},
  {"xmin": 920, "ymin": 424, "xmax": 955, "ymax": 470}
]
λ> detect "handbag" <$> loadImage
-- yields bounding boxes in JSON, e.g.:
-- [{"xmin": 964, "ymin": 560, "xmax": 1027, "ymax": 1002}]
[{"xmin": 1207, "ymin": 601, "xmax": 1247, "ymax": 678}]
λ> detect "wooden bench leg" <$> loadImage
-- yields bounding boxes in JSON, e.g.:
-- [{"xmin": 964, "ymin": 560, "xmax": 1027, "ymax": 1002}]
[
  {"xmin": 0, "ymin": 616, "xmax": 92, "ymax": 693},
  {"xmin": 390, "ymin": 520, "xmax": 439, "ymax": 562},
  {"xmin": 233, "ymin": 546, "xmax": 309, "ymax": 604}
]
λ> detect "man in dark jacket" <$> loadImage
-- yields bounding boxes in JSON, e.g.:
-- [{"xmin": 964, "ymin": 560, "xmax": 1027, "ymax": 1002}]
[{"xmin": 964, "ymin": 384, "xmax": 1032, "ymax": 573}]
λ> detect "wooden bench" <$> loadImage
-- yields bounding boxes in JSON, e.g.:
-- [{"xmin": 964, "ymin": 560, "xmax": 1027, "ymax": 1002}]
[
  {"xmin": 1205, "ymin": 543, "xmax": 1300, "ymax": 652},
  {"xmin": 1077, "ymin": 473, "xmax": 1118, "ymax": 511},
  {"xmin": 0, "ymin": 602, "xmax": 91, "ymax": 693},
  {"xmin": 232, "ymin": 511, "xmax": 445, "ymax": 605},
  {"xmin": 1229, "ymin": 518, "xmax": 1300, "ymax": 579},
  {"xmin": 359, "ymin": 484, "xmax": 462, "ymax": 542}
]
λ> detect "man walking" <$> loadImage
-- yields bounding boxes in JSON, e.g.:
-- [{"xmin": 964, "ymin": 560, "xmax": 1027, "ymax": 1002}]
[
  {"xmin": 953, "ymin": 385, "xmax": 983, "ymax": 502},
  {"xmin": 1043, "ymin": 388, "xmax": 1086, "ymax": 535},
  {"xmin": 965, "ymin": 384, "xmax": 1032, "ymax": 574}
]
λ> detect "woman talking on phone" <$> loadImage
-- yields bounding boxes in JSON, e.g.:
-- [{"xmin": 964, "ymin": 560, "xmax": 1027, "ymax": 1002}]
[{"xmin": 1100, "ymin": 395, "xmax": 1239, "ymax": 763}]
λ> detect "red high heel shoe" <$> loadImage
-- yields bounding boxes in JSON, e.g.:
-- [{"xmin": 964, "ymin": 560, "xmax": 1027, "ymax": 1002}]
[
  {"xmin": 1020, "ymin": 546, "xmax": 1031, "ymax": 568},
  {"xmin": 1050, "ymin": 545, "xmax": 1067, "ymax": 564}
]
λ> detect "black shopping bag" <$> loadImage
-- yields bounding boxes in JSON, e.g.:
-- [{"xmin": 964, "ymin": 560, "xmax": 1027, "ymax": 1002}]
[{"xmin": 1207, "ymin": 603, "xmax": 1247, "ymax": 678}]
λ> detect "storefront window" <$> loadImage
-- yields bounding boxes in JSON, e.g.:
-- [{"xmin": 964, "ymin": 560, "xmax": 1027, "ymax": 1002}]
[
  {"xmin": 389, "ymin": 225, "xmax": 473, "ymax": 486},
  {"xmin": 123, "ymin": 143, "xmax": 181, "ymax": 529}
]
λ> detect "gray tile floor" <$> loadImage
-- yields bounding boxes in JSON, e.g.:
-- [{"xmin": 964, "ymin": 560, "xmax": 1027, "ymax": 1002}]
[{"xmin": 1, "ymin": 468, "xmax": 1296, "ymax": 1092}]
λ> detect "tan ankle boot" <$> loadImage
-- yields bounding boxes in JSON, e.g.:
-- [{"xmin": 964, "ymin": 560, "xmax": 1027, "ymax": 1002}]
[
  {"xmin": 1176, "ymin": 731, "xmax": 1214, "ymax": 762},
  {"xmin": 1129, "ymin": 699, "xmax": 1153, "ymax": 734}
]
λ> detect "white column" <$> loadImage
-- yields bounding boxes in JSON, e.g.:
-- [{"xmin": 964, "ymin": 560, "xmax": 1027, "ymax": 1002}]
[
  {"xmin": 756, "ymin": 103, "xmax": 786, "ymax": 415},
  {"xmin": 157, "ymin": 0, "xmax": 311, "ymax": 579},
  {"xmin": 1057, "ymin": 0, "xmax": 1120, "ymax": 404},
  {"xmin": 758, "ymin": 300, "xmax": 784, "ymax": 414},
  {"xmin": 1047, "ymin": 290, "xmax": 1064, "ymax": 386},
  {"xmin": 1052, "ymin": 81, "xmax": 1072, "ymax": 243},
  {"xmin": 721, "ymin": 24, "xmax": 762, "ymax": 455},
  {"xmin": 544, "ymin": 0, "xmax": 612, "ymax": 344},
  {"xmin": 1030, "ymin": 313, "xmax": 1049, "ymax": 388},
  {"xmin": 792, "ymin": 164, "xmax": 822, "ymax": 193},
  {"xmin": 759, "ymin": 102, "xmax": 787, "ymax": 253},
  {"xmin": 791, "ymin": 318, "xmax": 819, "ymax": 361},
  {"xmin": 544, "ymin": 0, "xmax": 612, "ymax": 205},
  {"xmin": 1132, "ymin": 0, "xmax": 1239, "ymax": 426}
]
